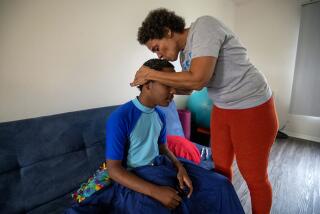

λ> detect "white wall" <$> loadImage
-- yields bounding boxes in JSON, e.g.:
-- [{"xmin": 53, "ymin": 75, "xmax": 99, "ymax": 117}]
[
  {"xmin": 285, "ymin": 0, "xmax": 320, "ymax": 142},
  {"xmin": 0, "ymin": 0, "xmax": 235, "ymax": 122},
  {"xmin": 234, "ymin": 0, "xmax": 320, "ymax": 142},
  {"xmin": 234, "ymin": 0, "xmax": 301, "ymax": 128}
]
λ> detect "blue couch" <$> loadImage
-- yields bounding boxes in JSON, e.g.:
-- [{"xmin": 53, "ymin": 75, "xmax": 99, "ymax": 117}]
[{"xmin": 0, "ymin": 106, "xmax": 118, "ymax": 214}]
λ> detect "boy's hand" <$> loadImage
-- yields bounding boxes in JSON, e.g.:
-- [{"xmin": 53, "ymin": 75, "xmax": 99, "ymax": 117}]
[
  {"xmin": 151, "ymin": 186, "xmax": 182, "ymax": 209},
  {"xmin": 177, "ymin": 165, "xmax": 193, "ymax": 198}
]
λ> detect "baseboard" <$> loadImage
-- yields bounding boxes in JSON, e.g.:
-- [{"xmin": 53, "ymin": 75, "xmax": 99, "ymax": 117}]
[{"xmin": 283, "ymin": 130, "xmax": 320, "ymax": 143}]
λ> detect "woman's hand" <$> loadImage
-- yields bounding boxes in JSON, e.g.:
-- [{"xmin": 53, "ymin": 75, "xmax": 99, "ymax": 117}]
[
  {"xmin": 176, "ymin": 165, "xmax": 193, "ymax": 198},
  {"xmin": 130, "ymin": 65, "xmax": 152, "ymax": 87}
]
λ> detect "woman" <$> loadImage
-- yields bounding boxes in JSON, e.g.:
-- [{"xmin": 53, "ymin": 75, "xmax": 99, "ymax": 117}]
[{"xmin": 131, "ymin": 8, "xmax": 278, "ymax": 214}]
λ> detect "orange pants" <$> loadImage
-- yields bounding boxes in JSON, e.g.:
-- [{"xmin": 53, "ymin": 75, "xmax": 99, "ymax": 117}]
[{"xmin": 211, "ymin": 97, "xmax": 278, "ymax": 214}]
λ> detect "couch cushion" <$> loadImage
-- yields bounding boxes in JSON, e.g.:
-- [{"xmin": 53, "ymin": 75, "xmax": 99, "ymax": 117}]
[
  {"xmin": 27, "ymin": 192, "xmax": 73, "ymax": 214},
  {"xmin": 0, "ymin": 105, "xmax": 118, "ymax": 213},
  {"xmin": 157, "ymin": 100, "xmax": 185, "ymax": 137}
]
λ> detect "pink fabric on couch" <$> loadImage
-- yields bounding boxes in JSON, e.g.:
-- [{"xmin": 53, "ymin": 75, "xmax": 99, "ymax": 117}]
[{"xmin": 167, "ymin": 135, "xmax": 201, "ymax": 164}]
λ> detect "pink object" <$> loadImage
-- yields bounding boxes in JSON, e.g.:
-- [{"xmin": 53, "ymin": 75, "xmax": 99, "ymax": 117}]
[
  {"xmin": 167, "ymin": 135, "xmax": 201, "ymax": 164},
  {"xmin": 177, "ymin": 109, "xmax": 191, "ymax": 140}
]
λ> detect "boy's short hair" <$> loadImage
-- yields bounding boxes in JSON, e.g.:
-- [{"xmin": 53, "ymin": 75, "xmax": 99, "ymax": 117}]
[
  {"xmin": 138, "ymin": 59, "xmax": 174, "ymax": 91},
  {"xmin": 137, "ymin": 8, "xmax": 185, "ymax": 44},
  {"xmin": 143, "ymin": 58, "xmax": 174, "ymax": 70}
]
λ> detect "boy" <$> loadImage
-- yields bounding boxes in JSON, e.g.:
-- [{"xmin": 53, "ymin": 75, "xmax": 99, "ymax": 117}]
[
  {"xmin": 67, "ymin": 59, "xmax": 244, "ymax": 214},
  {"xmin": 106, "ymin": 59, "xmax": 193, "ymax": 209}
]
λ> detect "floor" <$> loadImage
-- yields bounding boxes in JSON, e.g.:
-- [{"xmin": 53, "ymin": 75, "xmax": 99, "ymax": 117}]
[{"xmin": 232, "ymin": 137, "xmax": 320, "ymax": 214}]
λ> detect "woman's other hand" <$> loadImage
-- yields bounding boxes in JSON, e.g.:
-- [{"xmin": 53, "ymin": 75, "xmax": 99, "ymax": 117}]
[{"xmin": 130, "ymin": 65, "xmax": 152, "ymax": 87}]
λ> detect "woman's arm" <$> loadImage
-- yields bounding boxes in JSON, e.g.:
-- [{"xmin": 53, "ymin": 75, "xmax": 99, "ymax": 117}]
[
  {"xmin": 131, "ymin": 56, "xmax": 217, "ymax": 90},
  {"xmin": 174, "ymin": 89, "xmax": 193, "ymax": 95}
]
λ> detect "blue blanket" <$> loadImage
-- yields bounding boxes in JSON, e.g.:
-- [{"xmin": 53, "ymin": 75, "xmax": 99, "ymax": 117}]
[{"xmin": 65, "ymin": 156, "xmax": 244, "ymax": 214}]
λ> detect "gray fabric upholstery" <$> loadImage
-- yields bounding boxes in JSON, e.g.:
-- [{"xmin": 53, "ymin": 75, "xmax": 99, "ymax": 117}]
[{"xmin": 0, "ymin": 106, "xmax": 118, "ymax": 214}]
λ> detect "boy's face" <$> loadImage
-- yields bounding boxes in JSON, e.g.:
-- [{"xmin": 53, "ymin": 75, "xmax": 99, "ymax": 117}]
[{"xmin": 147, "ymin": 68, "xmax": 176, "ymax": 107}]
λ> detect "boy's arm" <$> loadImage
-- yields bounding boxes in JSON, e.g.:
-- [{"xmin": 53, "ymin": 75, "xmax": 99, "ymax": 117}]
[
  {"xmin": 107, "ymin": 160, "xmax": 182, "ymax": 209},
  {"xmin": 159, "ymin": 144, "xmax": 193, "ymax": 198},
  {"xmin": 159, "ymin": 143, "xmax": 183, "ymax": 169}
]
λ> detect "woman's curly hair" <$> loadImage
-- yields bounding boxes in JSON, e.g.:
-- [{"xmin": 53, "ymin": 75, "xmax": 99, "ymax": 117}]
[{"xmin": 137, "ymin": 8, "xmax": 185, "ymax": 44}]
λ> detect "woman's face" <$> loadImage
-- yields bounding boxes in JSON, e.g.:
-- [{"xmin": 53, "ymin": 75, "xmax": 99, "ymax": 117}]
[{"xmin": 146, "ymin": 37, "xmax": 180, "ymax": 61}]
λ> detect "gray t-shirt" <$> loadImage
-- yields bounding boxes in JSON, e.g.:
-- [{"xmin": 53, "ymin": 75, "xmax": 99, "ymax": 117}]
[{"xmin": 180, "ymin": 16, "xmax": 272, "ymax": 109}]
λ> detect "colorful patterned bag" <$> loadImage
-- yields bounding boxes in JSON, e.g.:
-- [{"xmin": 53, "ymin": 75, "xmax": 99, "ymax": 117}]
[{"xmin": 72, "ymin": 162, "xmax": 112, "ymax": 203}]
